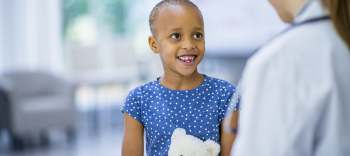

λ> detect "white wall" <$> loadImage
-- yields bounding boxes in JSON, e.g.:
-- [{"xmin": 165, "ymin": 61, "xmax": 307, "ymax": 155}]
[{"xmin": 0, "ymin": 0, "xmax": 63, "ymax": 74}]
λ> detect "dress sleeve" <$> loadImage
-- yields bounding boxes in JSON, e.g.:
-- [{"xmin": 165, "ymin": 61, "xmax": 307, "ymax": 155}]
[
  {"xmin": 220, "ymin": 82, "xmax": 241, "ymax": 122},
  {"xmin": 121, "ymin": 89, "xmax": 143, "ymax": 124}
]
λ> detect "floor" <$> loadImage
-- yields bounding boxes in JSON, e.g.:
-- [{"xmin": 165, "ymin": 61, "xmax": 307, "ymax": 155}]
[{"xmin": 0, "ymin": 127, "xmax": 124, "ymax": 156}]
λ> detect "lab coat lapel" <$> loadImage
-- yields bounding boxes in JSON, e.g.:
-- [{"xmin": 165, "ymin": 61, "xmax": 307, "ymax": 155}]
[{"xmin": 293, "ymin": 0, "xmax": 329, "ymax": 25}]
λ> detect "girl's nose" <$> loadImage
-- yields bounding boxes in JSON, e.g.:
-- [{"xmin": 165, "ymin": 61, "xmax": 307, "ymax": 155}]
[{"xmin": 181, "ymin": 38, "xmax": 196, "ymax": 50}]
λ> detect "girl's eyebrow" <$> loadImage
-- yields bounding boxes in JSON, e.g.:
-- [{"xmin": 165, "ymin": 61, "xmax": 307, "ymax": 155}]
[
  {"xmin": 193, "ymin": 27, "xmax": 203, "ymax": 31},
  {"xmin": 167, "ymin": 27, "xmax": 203, "ymax": 33},
  {"xmin": 169, "ymin": 28, "xmax": 182, "ymax": 32}
]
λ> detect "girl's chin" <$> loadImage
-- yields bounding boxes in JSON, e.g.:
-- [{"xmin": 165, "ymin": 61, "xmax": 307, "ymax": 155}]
[{"xmin": 177, "ymin": 68, "xmax": 198, "ymax": 77}]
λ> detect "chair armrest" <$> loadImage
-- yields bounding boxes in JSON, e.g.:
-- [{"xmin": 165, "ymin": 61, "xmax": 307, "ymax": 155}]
[{"xmin": 51, "ymin": 77, "xmax": 77, "ymax": 96}]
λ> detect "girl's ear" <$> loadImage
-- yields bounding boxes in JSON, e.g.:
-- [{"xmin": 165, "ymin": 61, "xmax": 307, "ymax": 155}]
[{"xmin": 148, "ymin": 36, "xmax": 159, "ymax": 54}]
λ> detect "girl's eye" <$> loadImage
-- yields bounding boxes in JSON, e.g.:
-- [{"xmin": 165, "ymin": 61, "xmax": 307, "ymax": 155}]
[
  {"xmin": 171, "ymin": 34, "xmax": 181, "ymax": 39},
  {"xmin": 194, "ymin": 33, "xmax": 202, "ymax": 38}
]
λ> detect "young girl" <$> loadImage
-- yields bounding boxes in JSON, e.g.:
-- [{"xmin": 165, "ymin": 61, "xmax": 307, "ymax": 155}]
[{"xmin": 121, "ymin": 0, "xmax": 240, "ymax": 155}]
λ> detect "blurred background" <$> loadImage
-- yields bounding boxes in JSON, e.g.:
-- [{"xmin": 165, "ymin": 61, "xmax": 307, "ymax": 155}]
[{"xmin": 0, "ymin": 0, "xmax": 287, "ymax": 155}]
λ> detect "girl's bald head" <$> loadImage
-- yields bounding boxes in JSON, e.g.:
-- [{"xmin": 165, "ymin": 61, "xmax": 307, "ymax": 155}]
[{"xmin": 149, "ymin": 0, "xmax": 202, "ymax": 35}]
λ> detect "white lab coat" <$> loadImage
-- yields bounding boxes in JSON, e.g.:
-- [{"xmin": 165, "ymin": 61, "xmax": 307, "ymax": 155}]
[{"xmin": 231, "ymin": 0, "xmax": 350, "ymax": 156}]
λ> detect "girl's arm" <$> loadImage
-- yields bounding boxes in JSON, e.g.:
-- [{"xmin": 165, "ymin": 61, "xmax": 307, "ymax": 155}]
[
  {"xmin": 220, "ymin": 109, "xmax": 239, "ymax": 156},
  {"xmin": 122, "ymin": 113, "xmax": 144, "ymax": 156}
]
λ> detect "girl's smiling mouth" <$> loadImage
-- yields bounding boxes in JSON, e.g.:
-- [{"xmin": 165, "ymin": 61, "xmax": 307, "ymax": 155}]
[{"xmin": 177, "ymin": 54, "xmax": 197, "ymax": 66}]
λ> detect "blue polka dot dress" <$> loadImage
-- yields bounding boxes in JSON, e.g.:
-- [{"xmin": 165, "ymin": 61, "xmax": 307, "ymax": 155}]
[{"xmin": 121, "ymin": 75, "xmax": 240, "ymax": 156}]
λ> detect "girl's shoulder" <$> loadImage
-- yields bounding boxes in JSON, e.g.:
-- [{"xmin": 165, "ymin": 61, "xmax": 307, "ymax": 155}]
[
  {"xmin": 126, "ymin": 80, "xmax": 159, "ymax": 98},
  {"xmin": 204, "ymin": 75, "xmax": 236, "ymax": 90}
]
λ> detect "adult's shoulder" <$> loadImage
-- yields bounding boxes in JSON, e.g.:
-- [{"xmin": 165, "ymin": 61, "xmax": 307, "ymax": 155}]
[
  {"xmin": 245, "ymin": 20, "xmax": 349, "ymax": 77},
  {"xmin": 241, "ymin": 20, "xmax": 350, "ymax": 105}
]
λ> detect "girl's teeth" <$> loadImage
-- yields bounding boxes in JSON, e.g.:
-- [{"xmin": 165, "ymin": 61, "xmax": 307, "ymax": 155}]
[
  {"xmin": 178, "ymin": 56, "xmax": 196, "ymax": 62},
  {"xmin": 179, "ymin": 56, "xmax": 194, "ymax": 60}
]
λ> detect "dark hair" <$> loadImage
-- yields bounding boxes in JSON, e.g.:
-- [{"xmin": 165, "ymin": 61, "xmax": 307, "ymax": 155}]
[
  {"xmin": 321, "ymin": 0, "xmax": 350, "ymax": 49},
  {"xmin": 149, "ymin": 0, "xmax": 201, "ymax": 35}
]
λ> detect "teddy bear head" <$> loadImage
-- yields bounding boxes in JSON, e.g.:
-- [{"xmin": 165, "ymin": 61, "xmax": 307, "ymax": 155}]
[{"xmin": 168, "ymin": 128, "xmax": 220, "ymax": 156}]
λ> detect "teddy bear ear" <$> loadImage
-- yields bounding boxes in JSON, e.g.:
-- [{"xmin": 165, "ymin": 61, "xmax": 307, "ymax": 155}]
[
  {"xmin": 171, "ymin": 128, "xmax": 186, "ymax": 139},
  {"xmin": 204, "ymin": 140, "xmax": 221, "ymax": 156}
]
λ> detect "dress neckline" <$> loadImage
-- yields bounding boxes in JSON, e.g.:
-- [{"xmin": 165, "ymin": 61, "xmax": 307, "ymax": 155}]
[{"xmin": 155, "ymin": 74, "xmax": 207, "ymax": 92}]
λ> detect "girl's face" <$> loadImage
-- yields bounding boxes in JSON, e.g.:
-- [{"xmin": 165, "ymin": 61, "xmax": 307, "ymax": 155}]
[
  {"xmin": 149, "ymin": 5, "xmax": 205, "ymax": 77},
  {"xmin": 269, "ymin": 0, "xmax": 294, "ymax": 23}
]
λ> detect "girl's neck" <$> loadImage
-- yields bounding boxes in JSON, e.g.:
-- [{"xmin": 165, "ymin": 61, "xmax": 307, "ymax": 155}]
[{"xmin": 158, "ymin": 71, "xmax": 205, "ymax": 90}]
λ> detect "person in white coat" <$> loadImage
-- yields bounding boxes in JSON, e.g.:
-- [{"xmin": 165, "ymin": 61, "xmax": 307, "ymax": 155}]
[{"xmin": 230, "ymin": 0, "xmax": 350, "ymax": 155}]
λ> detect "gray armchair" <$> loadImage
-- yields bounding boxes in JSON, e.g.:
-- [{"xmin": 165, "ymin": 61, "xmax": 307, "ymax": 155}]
[{"xmin": 0, "ymin": 71, "xmax": 77, "ymax": 149}]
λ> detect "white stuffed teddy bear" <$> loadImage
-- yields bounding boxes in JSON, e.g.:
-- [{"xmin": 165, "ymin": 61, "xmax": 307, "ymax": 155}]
[{"xmin": 168, "ymin": 128, "xmax": 220, "ymax": 156}]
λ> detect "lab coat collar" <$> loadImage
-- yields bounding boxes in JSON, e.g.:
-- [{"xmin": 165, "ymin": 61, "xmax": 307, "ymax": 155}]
[{"xmin": 293, "ymin": 0, "xmax": 329, "ymax": 24}]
